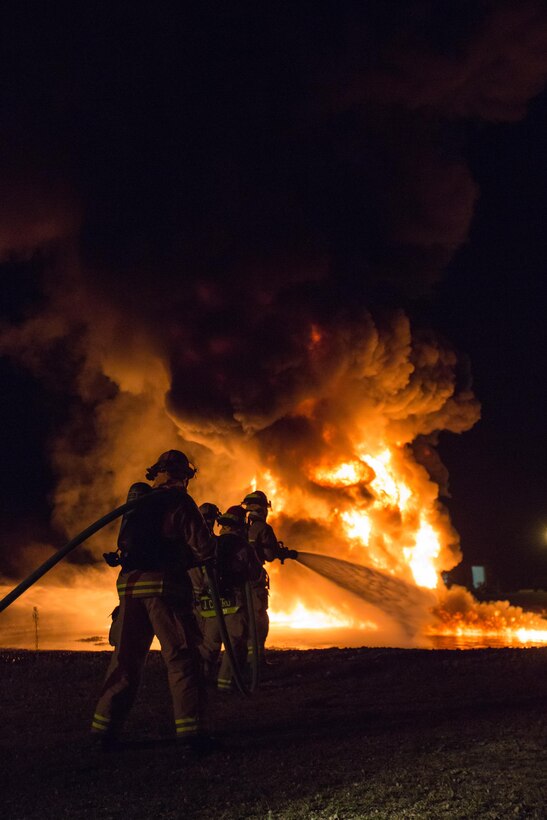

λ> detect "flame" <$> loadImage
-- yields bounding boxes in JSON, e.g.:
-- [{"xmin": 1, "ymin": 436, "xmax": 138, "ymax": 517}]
[
  {"xmin": 429, "ymin": 586, "xmax": 547, "ymax": 645},
  {"xmin": 429, "ymin": 624, "xmax": 547, "ymax": 644},
  {"xmin": 306, "ymin": 446, "xmax": 442, "ymax": 587},
  {"xmin": 361, "ymin": 452, "xmax": 413, "ymax": 512},
  {"xmin": 259, "ymin": 440, "xmax": 547, "ymax": 646},
  {"xmin": 269, "ymin": 603, "xmax": 374, "ymax": 631},
  {"xmin": 403, "ymin": 520, "xmax": 440, "ymax": 589},
  {"xmin": 341, "ymin": 510, "xmax": 372, "ymax": 546},
  {"xmin": 516, "ymin": 628, "xmax": 547, "ymax": 643},
  {"xmin": 2, "ymin": 339, "xmax": 546, "ymax": 651},
  {"xmin": 312, "ymin": 460, "xmax": 373, "ymax": 487}
]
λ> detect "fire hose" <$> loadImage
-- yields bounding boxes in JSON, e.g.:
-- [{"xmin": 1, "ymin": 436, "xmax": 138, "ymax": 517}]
[
  {"xmin": 0, "ymin": 491, "xmax": 163, "ymax": 614},
  {"xmin": 0, "ymin": 494, "xmax": 260, "ymax": 696}
]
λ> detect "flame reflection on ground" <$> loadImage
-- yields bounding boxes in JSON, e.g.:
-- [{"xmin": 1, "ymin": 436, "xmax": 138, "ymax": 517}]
[
  {"xmin": 2, "ymin": 583, "xmax": 546, "ymax": 653},
  {"xmin": 2, "ymin": 626, "xmax": 547, "ymax": 653}
]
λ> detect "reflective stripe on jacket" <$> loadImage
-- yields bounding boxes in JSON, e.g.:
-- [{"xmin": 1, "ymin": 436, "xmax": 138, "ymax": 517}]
[
  {"xmin": 198, "ymin": 592, "xmax": 241, "ymax": 618},
  {"xmin": 116, "ymin": 569, "xmax": 190, "ymax": 599}
]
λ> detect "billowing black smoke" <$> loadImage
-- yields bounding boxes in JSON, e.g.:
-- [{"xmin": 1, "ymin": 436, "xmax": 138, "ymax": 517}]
[{"xmin": 2, "ymin": 2, "xmax": 547, "ymax": 577}]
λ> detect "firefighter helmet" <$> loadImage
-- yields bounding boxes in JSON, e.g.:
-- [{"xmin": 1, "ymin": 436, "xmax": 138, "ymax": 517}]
[
  {"xmin": 218, "ymin": 505, "xmax": 247, "ymax": 529},
  {"xmin": 199, "ymin": 502, "xmax": 220, "ymax": 527},
  {"xmin": 145, "ymin": 450, "xmax": 197, "ymax": 481},
  {"xmin": 241, "ymin": 490, "xmax": 271, "ymax": 510}
]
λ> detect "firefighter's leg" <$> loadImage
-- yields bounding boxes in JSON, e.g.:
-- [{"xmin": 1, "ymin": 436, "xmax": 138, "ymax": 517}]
[
  {"xmin": 249, "ymin": 584, "xmax": 269, "ymax": 656},
  {"xmin": 194, "ymin": 605, "xmax": 206, "ymax": 637},
  {"xmin": 147, "ymin": 597, "xmax": 205, "ymax": 740},
  {"xmin": 197, "ymin": 615, "xmax": 221, "ymax": 683},
  {"xmin": 108, "ymin": 605, "xmax": 121, "ymax": 647},
  {"xmin": 218, "ymin": 609, "xmax": 248, "ymax": 692},
  {"xmin": 92, "ymin": 597, "xmax": 153, "ymax": 739}
]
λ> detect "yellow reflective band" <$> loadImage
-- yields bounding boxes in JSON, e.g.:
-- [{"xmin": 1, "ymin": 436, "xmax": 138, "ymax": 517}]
[
  {"xmin": 117, "ymin": 581, "xmax": 166, "ymax": 598},
  {"xmin": 91, "ymin": 722, "xmax": 109, "ymax": 732},
  {"xmin": 93, "ymin": 713, "xmax": 110, "ymax": 724},
  {"xmin": 175, "ymin": 717, "xmax": 198, "ymax": 726},
  {"xmin": 117, "ymin": 580, "xmax": 165, "ymax": 587},
  {"xmin": 176, "ymin": 725, "xmax": 198, "ymax": 734},
  {"xmin": 200, "ymin": 606, "xmax": 239, "ymax": 617},
  {"xmin": 119, "ymin": 592, "xmax": 163, "ymax": 599},
  {"xmin": 199, "ymin": 592, "xmax": 239, "ymax": 617}
]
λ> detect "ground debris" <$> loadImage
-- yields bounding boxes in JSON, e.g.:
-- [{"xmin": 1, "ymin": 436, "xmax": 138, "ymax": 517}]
[{"xmin": 1, "ymin": 646, "xmax": 546, "ymax": 819}]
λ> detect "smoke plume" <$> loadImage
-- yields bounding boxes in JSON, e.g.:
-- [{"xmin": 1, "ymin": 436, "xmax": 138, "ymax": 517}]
[{"xmin": 2, "ymin": 3, "xmax": 547, "ymax": 642}]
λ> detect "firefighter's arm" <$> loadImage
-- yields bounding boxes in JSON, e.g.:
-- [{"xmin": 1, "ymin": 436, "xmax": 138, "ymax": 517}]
[
  {"xmin": 188, "ymin": 565, "xmax": 207, "ymax": 594},
  {"xmin": 261, "ymin": 524, "xmax": 298, "ymax": 563},
  {"xmin": 276, "ymin": 541, "xmax": 299, "ymax": 564},
  {"xmin": 260, "ymin": 524, "xmax": 280, "ymax": 562},
  {"xmin": 177, "ymin": 497, "xmax": 217, "ymax": 564}
]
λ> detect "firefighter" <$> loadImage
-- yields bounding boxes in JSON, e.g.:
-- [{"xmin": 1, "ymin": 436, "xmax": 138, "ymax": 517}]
[
  {"xmin": 241, "ymin": 490, "xmax": 297, "ymax": 658},
  {"xmin": 91, "ymin": 450, "xmax": 215, "ymax": 750},
  {"xmin": 199, "ymin": 502, "xmax": 220, "ymax": 534},
  {"xmin": 193, "ymin": 505, "xmax": 260, "ymax": 691}
]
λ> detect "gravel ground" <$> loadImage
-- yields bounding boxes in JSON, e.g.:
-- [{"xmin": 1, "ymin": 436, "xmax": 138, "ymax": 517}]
[{"xmin": 1, "ymin": 647, "xmax": 546, "ymax": 819}]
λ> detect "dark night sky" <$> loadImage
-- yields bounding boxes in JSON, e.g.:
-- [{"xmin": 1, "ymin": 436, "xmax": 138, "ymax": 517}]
[
  {"xmin": 1, "ymin": 2, "xmax": 546, "ymax": 589},
  {"xmin": 435, "ymin": 89, "xmax": 547, "ymax": 588}
]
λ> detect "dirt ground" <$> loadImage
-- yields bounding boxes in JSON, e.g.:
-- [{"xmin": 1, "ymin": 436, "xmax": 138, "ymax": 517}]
[{"xmin": 1, "ymin": 646, "xmax": 546, "ymax": 819}]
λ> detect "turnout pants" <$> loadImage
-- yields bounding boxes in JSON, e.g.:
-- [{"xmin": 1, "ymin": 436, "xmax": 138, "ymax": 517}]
[
  {"xmin": 92, "ymin": 595, "xmax": 204, "ymax": 740},
  {"xmin": 250, "ymin": 582, "xmax": 269, "ymax": 654},
  {"xmin": 198, "ymin": 608, "xmax": 248, "ymax": 691}
]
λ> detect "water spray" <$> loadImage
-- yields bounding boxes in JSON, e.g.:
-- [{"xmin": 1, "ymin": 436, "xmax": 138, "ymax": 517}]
[{"xmin": 294, "ymin": 551, "xmax": 435, "ymax": 637}]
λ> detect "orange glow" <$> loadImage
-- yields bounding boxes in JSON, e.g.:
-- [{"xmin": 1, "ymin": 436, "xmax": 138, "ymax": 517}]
[
  {"xmin": 269, "ymin": 603, "xmax": 376, "ymax": 631},
  {"xmin": 515, "ymin": 628, "xmax": 547, "ymax": 643},
  {"xmin": 304, "ymin": 447, "xmax": 442, "ymax": 589},
  {"xmin": 403, "ymin": 520, "xmax": 440, "ymax": 589},
  {"xmin": 358, "ymin": 449, "xmax": 412, "ymax": 511},
  {"xmin": 428, "ymin": 623, "xmax": 547, "ymax": 644},
  {"xmin": 429, "ymin": 585, "xmax": 547, "ymax": 646},
  {"xmin": 2, "ymin": 321, "xmax": 546, "ymax": 652},
  {"xmin": 308, "ymin": 324, "xmax": 322, "ymax": 349},
  {"xmin": 311, "ymin": 460, "xmax": 373, "ymax": 487},
  {"xmin": 255, "ymin": 442, "xmax": 547, "ymax": 645},
  {"xmin": 341, "ymin": 510, "xmax": 372, "ymax": 546}
]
